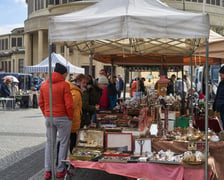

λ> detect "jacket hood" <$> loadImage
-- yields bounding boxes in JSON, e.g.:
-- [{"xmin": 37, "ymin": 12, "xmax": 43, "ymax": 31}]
[
  {"xmin": 46, "ymin": 72, "xmax": 65, "ymax": 84},
  {"xmin": 67, "ymin": 81, "xmax": 83, "ymax": 94}
]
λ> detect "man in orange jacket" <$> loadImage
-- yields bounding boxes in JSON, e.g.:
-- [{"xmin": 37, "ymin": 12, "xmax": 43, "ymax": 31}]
[{"xmin": 39, "ymin": 63, "xmax": 74, "ymax": 179}]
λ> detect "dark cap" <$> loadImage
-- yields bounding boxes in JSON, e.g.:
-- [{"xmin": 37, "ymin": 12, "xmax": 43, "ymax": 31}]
[
  {"xmin": 219, "ymin": 66, "xmax": 224, "ymax": 74},
  {"xmin": 54, "ymin": 63, "xmax": 67, "ymax": 74}
]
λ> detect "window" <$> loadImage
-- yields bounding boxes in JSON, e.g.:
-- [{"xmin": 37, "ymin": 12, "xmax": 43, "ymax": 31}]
[
  {"xmin": 82, "ymin": 66, "xmax": 95, "ymax": 78},
  {"xmin": 48, "ymin": 0, "xmax": 54, "ymax": 4},
  {"xmin": 5, "ymin": 39, "xmax": 8, "ymax": 50},
  {"xmin": 69, "ymin": 47, "xmax": 73, "ymax": 54},
  {"xmin": 13, "ymin": 59, "xmax": 15, "ymax": 72},
  {"xmin": 41, "ymin": 0, "xmax": 44, "ymax": 8},
  {"xmin": 17, "ymin": 37, "xmax": 22, "ymax": 47},
  {"xmin": 0, "ymin": 39, "xmax": 9, "ymax": 50},
  {"xmin": 8, "ymin": 61, "xmax": 11, "ymax": 72},
  {"xmin": 62, "ymin": 0, "xmax": 67, "ymax": 3},
  {"xmin": 1, "ymin": 39, "xmax": 4, "ymax": 50},
  {"xmin": 28, "ymin": 0, "xmax": 34, "ymax": 14},
  {"xmin": 5, "ymin": 61, "xmax": 7, "ymax": 72},
  {"xmin": 55, "ymin": 0, "xmax": 60, "ymax": 4},
  {"xmin": 104, "ymin": 66, "xmax": 116, "ymax": 77},
  {"xmin": 19, "ymin": 59, "xmax": 24, "ymax": 73},
  {"xmin": 12, "ymin": 38, "xmax": 17, "ymax": 47},
  {"xmin": 35, "ymin": 0, "xmax": 38, "ymax": 10},
  {"xmin": 61, "ymin": 45, "xmax": 65, "ymax": 53}
]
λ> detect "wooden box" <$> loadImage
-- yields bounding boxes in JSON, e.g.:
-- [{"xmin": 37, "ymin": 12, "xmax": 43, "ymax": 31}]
[
  {"xmin": 69, "ymin": 129, "xmax": 104, "ymax": 161},
  {"xmin": 104, "ymin": 133, "xmax": 133, "ymax": 157}
]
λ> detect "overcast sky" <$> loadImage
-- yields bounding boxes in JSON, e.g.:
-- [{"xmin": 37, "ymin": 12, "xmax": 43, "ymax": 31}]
[{"xmin": 0, "ymin": 0, "xmax": 27, "ymax": 35}]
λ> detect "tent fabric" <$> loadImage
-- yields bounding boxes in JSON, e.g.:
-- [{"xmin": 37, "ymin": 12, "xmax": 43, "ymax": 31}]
[
  {"xmin": 49, "ymin": 0, "xmax": 209, "ymax": 41},
  {"xmin": 194, "ymin": 30, "xmax": 224, "ymax": 59},
  {"xmin": 25, "ymin": 53, "xmax": 84, "ymax": 74},
  {"xmin": 48, "ymin": 0, "xmax": 209, "ymax": 57}
]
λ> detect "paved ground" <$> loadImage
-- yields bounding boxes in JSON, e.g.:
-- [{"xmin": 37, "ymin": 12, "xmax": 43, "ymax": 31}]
[
  {"xmin": 0, "ymin": 108, "xmax": 46, "ymax": 179},
  {"xmin": 0, "ymin": 108, "xmax": 131, "ymax": 180}
]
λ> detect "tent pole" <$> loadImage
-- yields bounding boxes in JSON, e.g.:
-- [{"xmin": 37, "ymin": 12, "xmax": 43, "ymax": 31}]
[
  {"xmin": 190, "ymin": 55, "xmax": 193, "ymax": 118},
  {"xmin": 205, "ymin": 38, "xmax": 209, "ymax": 180},
  {"xmin": 123, "ymin": 66, "xmax": 127, "ymax": 101},
  {"xmin": 89, "ymin": 54, "xmax": 93, "ymax": 76},
  {"xmin": 111, "ymin": 59, "xmax": 114, "ymax": 79},
  {"xmin": 48, "ymin": 43, "xmax": 55, "ymax": 179},
  {"xmin": 181, "ymin": 66, "xmax": 185, "ymax": 115}
]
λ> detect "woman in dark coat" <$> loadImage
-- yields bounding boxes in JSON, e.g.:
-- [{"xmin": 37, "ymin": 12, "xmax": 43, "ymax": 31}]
[{"xmin": 81, "ymin": 76, "xmax": 101, "ymax": 127}]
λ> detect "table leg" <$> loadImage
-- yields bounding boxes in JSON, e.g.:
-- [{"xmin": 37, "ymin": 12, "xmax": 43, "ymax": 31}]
[{"xmin": 61, "ymin": 160, "xmax": 72, "ymax": 180}]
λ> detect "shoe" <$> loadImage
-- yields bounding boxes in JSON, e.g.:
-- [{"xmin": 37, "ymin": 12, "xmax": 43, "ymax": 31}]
[
  {"xmin": 56, "ymin": 169, "xmax": 66, "ymax": 178},
  {"xmin": 44, "ymin": 171, "xmax": 52, "ymax": 179}
]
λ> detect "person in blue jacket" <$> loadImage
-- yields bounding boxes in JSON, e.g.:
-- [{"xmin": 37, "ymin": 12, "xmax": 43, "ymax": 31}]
[
  {"xmin": 213, "ymin": 66, "xmax": 224, "ymax": 129},
  {"xmin": 0, "ymin": 78, "xmax": 11, "ymax": 97}
]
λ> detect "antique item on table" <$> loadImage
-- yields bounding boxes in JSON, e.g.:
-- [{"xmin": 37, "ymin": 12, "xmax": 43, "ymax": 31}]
[
  {"xmin": 148, "ymin": 150, "xmax": 182, "ymax": 165},
  {"xmin": 187, "ymin": 141, "xmax": 206, "ymax": 151},
  {"xmin": 134, "ymin": 138, "xmax": 151, "ymax": 155},
  {"xmin": 104, "ymin": 133, "xmax": 133, "ymax": 156},
  {"xmin": 182, "ymin": 151, "xmax": 205, "ymax": 165},
  {"xmin": 69, "ymin": 129, "xmax": 104, "ymax": 161},
  {"xmin": 99, "ymin": 156, "xmax": 129, "ymax": 163},
  {"xmin": 156, "ymin": 75, "xmax": 170, "ymax": 97},
  {"xmin": 149, "ymin": 124, "xmax": 158, "ymax": 136},
  {"xmin": 218, "ymin": 130, "xmax": 224, "ymax": 141}
]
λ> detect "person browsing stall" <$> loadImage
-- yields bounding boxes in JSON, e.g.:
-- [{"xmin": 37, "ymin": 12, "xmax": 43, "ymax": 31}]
[
  {"xmin": 39, "ymin": 63, "xmax": 74, "ymax": 179},
  {"xmin": 213, "ymin": 66, "xmax": 224, "ymax": 129},
  {"xmin": 67, "ymin": 74, "xmax": 88, "ymax": 154}
]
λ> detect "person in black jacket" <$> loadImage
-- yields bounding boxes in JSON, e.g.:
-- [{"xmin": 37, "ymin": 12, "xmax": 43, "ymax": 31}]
[
  {"xmin": 81, "ymin": 75, "xmax": 101, "ymax": 127},
  {"xmin": 167, "ymin": 74, "xmax": 176, "ymax": 95},
  {"xmin": 213, "ymin": 66, "xmax": 224, "ymax": 128}
]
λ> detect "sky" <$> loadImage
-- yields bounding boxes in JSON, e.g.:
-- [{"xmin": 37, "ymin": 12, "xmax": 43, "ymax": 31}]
[{"xmin": 0, "ymin": 0, "xmax": 27, "ymax": 35}]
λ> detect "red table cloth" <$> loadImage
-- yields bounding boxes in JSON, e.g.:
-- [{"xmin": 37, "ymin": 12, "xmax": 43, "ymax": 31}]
[{"xmin": 69, "ymin": 160, "xmax": 211, "ymax": 180}]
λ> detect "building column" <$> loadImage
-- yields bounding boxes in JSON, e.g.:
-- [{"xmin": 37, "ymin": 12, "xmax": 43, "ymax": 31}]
[
  {"xmin": 38, "ymin": 30, "xmax": 44, "ymax": 63},
  {"xmin": 24, "ymin": 33, "xmax": 32, "ymax": 66}
]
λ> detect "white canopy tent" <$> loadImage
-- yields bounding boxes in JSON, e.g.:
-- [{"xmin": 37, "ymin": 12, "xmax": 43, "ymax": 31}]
[
  {"xmin": 49, "ymin": 0, "xmax": 209, "ymax": 57},
  {"xmin": 48, "ymin": 0, "xmax": 211, "ymax": 178},
  {"xmin": 194, "ymin": 30, "xmax": 224, "ymax": 59},
  {"xmin": 25, "ymin": 52, "xmax": 84, "ymax": 74}
]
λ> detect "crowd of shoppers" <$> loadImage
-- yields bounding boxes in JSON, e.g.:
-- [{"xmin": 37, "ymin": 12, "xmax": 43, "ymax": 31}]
[{"xmin": 39, "ymin": 63, "xmax": 126, "ymax": 179}]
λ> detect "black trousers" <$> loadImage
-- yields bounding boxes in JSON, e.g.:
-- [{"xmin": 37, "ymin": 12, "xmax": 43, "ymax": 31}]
[{"xmin": 70, "ymin": 132, "xmax": 77, "ymax": 154}]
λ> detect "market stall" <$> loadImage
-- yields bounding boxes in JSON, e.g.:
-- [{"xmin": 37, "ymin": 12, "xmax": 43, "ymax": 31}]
[
  {"xmin": 48, "ymin": 0, "xmax": 212, "ymax": 179},
  {"xmin": 24, "ymin": 52, "xmax": 84, "ymax": 74}
]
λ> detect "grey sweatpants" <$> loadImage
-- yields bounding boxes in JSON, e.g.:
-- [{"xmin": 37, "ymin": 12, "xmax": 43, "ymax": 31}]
[{"xmin": 45, "ymin": 116, "xmax": 71, "ymax": 172}]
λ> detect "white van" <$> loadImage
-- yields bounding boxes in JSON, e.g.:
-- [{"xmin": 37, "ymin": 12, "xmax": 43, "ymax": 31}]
[
  {"xmin": 194, "ymin": 66, "xmax": 203, "ymax": 93},
  {"xmin": 194, "ymin": 65, "xmax": 220, "ymax": 98}
]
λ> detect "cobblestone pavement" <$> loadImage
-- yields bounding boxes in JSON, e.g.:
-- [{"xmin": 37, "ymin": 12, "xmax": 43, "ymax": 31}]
[
  {"xmin": 0, "ymin": 108, "xmax": 130, "ymax": 180},
  {"xmin": 0, "ymin": 108, "xmax": 46, "ymax": 179}
]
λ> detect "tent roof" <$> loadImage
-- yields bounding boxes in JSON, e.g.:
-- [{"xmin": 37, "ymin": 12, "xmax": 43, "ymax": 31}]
[
  {"xmin": 193, "ymin": 30, "xmax": 224, "ymax": 59},
  {"xmin": 25, "ymin": 53, "xmax": 84, "ymax": 74},
  {"xmin": 49, "ymin": 0, "xmax": 209, "ymax": 57}
]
